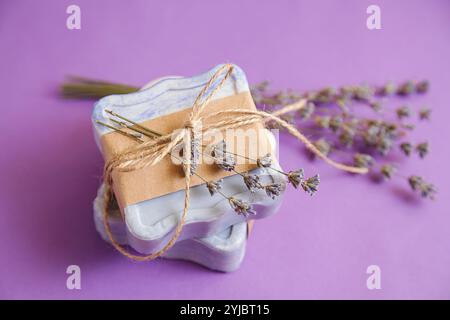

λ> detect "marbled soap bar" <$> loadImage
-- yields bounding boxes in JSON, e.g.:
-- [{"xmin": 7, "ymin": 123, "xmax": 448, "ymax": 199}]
[
  {"xmin": 92, "ymin": 64, "xmax": 286, "ymax": 254},
  {"xmin": 94, "ymin": 185, "xmax": 248, "ymax": 272}
]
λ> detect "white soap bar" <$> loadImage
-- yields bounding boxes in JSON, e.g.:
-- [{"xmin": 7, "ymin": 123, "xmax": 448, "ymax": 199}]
[
  {"xmin": 93, "ymin": 184, "xmax": 248, "ymax": 272},
  {"xmin": 92, "ymin": 64, "xmax": 286, "ymax": 254}
]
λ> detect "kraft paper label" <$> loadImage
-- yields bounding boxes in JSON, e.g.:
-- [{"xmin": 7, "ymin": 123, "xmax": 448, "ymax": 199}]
[{"xmin": 100, "ymin": 91, "xmax": 271, "ymax": 210}]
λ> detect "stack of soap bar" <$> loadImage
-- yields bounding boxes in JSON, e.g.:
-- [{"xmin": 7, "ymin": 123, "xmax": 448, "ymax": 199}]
[{"xmin": 91, "ymin": 64, "xmax": 286, "ymax": 271}]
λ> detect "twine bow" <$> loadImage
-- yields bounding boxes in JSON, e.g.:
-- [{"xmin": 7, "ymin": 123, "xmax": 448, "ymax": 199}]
[{"xmin": 102, "ymin": 64, "xmax": 367, "ymax": 261}]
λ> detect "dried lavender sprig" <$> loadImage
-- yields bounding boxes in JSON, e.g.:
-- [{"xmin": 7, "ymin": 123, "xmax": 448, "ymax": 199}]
[
  {"xmin": 62, "ymin": 77, "xmax": 140, "ymax": 99},
  {"xmin": 213, "ymin": 157, "xmax": 287, "ymax": 200},
  {"xmin": 195, "ymin": 170, "xmax": 258, "ymax": 215},
  {"xmin": 224, "ymin": 159, "xmax": 286, "ymax": 199},
  {"xmin": 363, "ymin": 162, "xmax": 437, "ymax": 200},
  {"xmin": 254, "ymin": 152, "xmax": 317, "ymax": 197},
  {"xmin": 252, "ymin": 81, "xmax": 429, "ymax": 129},
  {"xmin": 244, "ymin": 153, "xmax": 313, "ymax": 197},
  {"xmin": 252, "ymin": 80, "xmax": 429, "ymax": 110},
  {"xmin": 208, "ymin": 142, "xmax": 313, "ymax": 198},
  {"xmin": 95, "ymin": 120, "xmax": 144, "ymax": 142},
  {"xmin": 251, "ymin": 80, "xmax": 435, "ymax": 200}
]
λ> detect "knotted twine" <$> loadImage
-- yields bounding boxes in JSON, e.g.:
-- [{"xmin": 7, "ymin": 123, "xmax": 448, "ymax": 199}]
[{"xmin": 102, "ymin": 64, "xmax": 368, "ymax": 261}]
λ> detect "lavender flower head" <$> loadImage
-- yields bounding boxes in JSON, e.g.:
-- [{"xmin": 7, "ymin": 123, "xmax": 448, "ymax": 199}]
[
  {"xmin": 396, "ymin": 106, "xmax": 410, "ymax": 119},
  {"xmin": 175, "ymin": 136, "xmax": 200, "ymax": 176},
  {"xmin": 416, "ymin": 142, "xmax": 429, "ymax": 158},
  {"xmin": 400, "ymin": 142, "xmax": 413, "ymax": 156},
  {"xmin": 313, "ymin": 138, "xmax": 331, "ymax": 157},
  {"xmin": 188, "ymin": 136, "xmax": 200, "ymax": 175},
  {"xmin": 416, "ymin": 80, "xmax": 429, "ymax": 94},
  {"xmin": 206, "ymin": 179, "xmax": 223, "ymax": 196},
  {"xmin": 339, "ymin": 127, "xmax": 355, "ymax": 148},
  {"xmin": 397, "ymin": 81, "xmax": 415, "ymax": 96},
  {"xmin": 287, "ymin": 169, "xmax": 304, "ymax": 189},
  {"xmin": 353, "ymin": 153, "xmax": 374, "ymax": 168},
  {"xmin": 243, "ymin": 173, "xmax": 261, "ymax": 192},
  {"xmin": 329, "ymin": 116, "xmax": 343, "ymax": 132},
  {"xmin": 419, "ymin": 108, "xmax": 431, "ymax": 120},
  {"xmin": 408, "ymin": 175, "xmax": 436, "ymax": 199},
  {"xmin": 301, "ymin": 174, "xmax": 320, "ymax": 196},
  {"xmin": 380, "ymin": 164, "xmax": 397, "ymax": 181},
  {"xmin": 376, "ymin": 82, "xmax": 395, "ymax": 96},
  {"xmin": 265, "ymin": 183, "xmax": 283, "ymax": 199},
  {"xmin": 408, "ymin": 175, "xmax": 422, "ymax": 191},
  {"xmin": 298, "ymin": 101, "xmax": 315, "ymax": 120},
  {"xmin": 228, "ymin": 197, "xmax": 256, "ymax": 217},
  {"xmin": 257, "ymin": 153, "xmax": 272, "ymax": 168},
  {"xmin": 211, "ymin": 140, "xmax": 236, "ymax": 171},
  {"xmin": 377, "ymin": 137, "xmax": 393, "ymax": 156}
]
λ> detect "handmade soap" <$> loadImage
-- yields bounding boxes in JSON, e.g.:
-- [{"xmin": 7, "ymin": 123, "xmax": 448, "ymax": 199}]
[
  {"xmin": 93, "ymin": 184, "xmax": 248, "ymax": 272},
  {"xmin": 92, "ymin": 64, "xmax": 286, "ymax": 254}
]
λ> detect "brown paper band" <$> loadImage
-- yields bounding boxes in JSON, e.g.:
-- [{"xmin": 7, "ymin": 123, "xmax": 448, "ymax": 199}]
[{"xmin": 100, "ymin": 91, "xmax": 271, "ymax": 209}]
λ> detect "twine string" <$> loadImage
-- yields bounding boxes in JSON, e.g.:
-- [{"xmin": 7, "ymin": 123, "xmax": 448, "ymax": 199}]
[{"xmin": 102, "ymin": 64, "xmax": 368, "ymax": 261}]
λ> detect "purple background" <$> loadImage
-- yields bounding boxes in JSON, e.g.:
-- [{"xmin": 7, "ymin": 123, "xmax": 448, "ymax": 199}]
[{"xmin": 1, "ymin": 0, "xmax": 449, "ymax": 299}]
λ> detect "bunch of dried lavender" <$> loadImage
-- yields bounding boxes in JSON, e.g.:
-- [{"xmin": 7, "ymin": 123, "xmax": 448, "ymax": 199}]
[
  {"xmin": 252, "ymin": 80, "xmax": 436, "ymax": 200},
  {"xmin": 62, "ymin": 76, "xmax": 434, "ymax": 200}
]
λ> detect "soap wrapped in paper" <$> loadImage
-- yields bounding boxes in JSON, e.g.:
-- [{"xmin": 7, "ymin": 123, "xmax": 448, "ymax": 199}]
[{"xmin": 91, "ymin": 64, "xmax": 286, "ymax": 254}]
